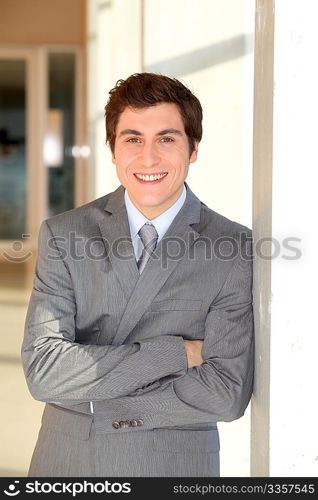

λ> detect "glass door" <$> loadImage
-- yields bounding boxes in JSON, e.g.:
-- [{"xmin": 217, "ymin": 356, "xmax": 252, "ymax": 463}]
[{"xmin": 0, "ymin": 47, "xmax": 84, "ymax": 268}]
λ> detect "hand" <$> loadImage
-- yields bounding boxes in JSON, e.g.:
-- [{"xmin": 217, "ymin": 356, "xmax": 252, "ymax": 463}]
[{"xmin": 183, "ymin": 339, "xmax": 204, "ymax": 368}]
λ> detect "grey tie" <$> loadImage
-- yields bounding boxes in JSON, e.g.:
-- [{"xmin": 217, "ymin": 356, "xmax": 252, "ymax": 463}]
[{"xmin": 137, "ymin": 223, "xmax": 158, "ymax": 273}]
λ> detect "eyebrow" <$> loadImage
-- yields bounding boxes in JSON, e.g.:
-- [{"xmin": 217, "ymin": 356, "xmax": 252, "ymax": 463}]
[
  {"xmin": 118, "ymin": 128, "xmax": 184, "ymax": 137},
  {"xmin": 156, "ymin": 128, "xmax": 183, "ymax": 136},
  {"xmin": 119, "ymin": 129, "xmax": 142, "ymax": 137}
]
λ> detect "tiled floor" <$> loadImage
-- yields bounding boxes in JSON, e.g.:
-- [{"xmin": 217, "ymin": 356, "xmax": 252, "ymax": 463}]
[
  {"xmin": 0, "ymin": 276, "xmax": 44, "ymax": 477},
  {"xmin": 0, "ymin": 266, "xmax": 250, "ymax": 477}
]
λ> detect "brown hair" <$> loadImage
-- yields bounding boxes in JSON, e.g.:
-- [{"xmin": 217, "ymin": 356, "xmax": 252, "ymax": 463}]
[{"xmin": 105, "ymin": 72, "xmax": 203, "ymax": 155}]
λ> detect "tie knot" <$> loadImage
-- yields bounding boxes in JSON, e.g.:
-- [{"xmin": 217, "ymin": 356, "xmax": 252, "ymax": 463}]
[{"xmin": 138, "ymin": 223, "xmax": 158, "ymax": 249}]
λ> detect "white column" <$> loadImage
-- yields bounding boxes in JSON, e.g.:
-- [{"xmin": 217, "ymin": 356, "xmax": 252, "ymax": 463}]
[{"xmin": 252, "ymin": 0, "xmax": 318, "ymax": 476}]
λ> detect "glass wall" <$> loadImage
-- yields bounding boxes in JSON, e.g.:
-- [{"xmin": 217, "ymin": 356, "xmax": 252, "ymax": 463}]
[{"xmin": 0, "ymin": 59, "xmax": 26, "ymax": 239}]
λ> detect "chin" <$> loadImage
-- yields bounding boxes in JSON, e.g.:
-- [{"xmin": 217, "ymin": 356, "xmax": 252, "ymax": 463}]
[{"xmin": 137, "ymin": 195, "xmax": 165, "ymax": 207}]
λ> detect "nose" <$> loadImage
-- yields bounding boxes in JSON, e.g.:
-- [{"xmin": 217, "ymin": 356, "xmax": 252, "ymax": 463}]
[{"xmin": 139, "ymin": 142, "xmax": 160, "ymax": 168}]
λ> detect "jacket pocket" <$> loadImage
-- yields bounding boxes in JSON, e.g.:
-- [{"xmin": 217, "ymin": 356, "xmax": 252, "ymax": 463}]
[
  {"xmin": 149, "ymin": 299, "xmax": 202, "ymax": 312},
  {"xmin": 152, "ymin": 427, "xmax": 220, "ymax": 453}
]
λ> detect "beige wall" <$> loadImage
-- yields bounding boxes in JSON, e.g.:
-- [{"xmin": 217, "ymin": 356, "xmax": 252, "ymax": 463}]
[{"xmin": 0, "ymin": 0, "xmax": 85, "ymax": 45}]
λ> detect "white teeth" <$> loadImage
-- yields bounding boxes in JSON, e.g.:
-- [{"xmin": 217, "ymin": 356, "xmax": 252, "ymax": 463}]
[{"xmin": 135, "ymin": 173, "xmax": 167, "ymax": 181}]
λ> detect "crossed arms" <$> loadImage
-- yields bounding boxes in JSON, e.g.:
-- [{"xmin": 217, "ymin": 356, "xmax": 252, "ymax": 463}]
[{"xmin": 21, "ymin": 220, "xmax": 254, "ymax": 423}]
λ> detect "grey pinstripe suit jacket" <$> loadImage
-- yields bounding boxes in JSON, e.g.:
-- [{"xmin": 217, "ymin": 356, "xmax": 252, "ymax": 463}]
[{"xmin": 21, "ymin": 183, "xmax": 254, "ymax": 477}]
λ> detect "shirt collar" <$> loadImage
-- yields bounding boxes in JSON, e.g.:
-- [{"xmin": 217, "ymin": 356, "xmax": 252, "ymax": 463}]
[{"xmin": 124, "ymin": 184, "xmax": 187, "ymax": 242}]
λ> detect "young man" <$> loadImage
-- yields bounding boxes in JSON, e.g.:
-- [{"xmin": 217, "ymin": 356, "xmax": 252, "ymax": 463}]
[{"xmin": 22, "ymin": 73, "xmax": 254, "ymax": 477}]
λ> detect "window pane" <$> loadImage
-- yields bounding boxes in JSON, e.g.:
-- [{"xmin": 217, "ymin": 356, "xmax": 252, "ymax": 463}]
[
  {"xmin": 0, "ymin": 59, "xmax": 26, "ymax": 239},
  {"xmin": 46, "ymin": 53, "xmax": 75, "ymax": 217}
]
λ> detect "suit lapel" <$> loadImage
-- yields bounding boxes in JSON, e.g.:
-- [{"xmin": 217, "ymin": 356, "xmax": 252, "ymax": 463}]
[
  {"xmin": 98, "ymin": 186, "xmax": 139, "ymax": 302},
  {"xmin": 111, "ymin": 184, "xmax": 202, "ymax": 346}
]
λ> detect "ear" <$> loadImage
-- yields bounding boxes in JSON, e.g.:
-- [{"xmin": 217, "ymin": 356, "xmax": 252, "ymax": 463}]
[
  {"xmin": 111, "ymin": 152, "xmax": 116, "ymax": 164},
  {"xmin": 189, "ymin": 141, "xmax": 199, "ymax": 163}
]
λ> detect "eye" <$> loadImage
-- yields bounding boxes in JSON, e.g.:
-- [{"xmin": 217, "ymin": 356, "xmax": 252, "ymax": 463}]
[
  {"xmin": 159, "ymin": 136, "xmax": 174, "ymax": 143},
  {"xmin": 127, "ymin": 137, "xmax": 141, "ymax": 143}
]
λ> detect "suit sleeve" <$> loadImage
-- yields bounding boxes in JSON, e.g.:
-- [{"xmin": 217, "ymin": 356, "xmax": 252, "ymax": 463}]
[
  {"xmin": 21, "ymin": 220, "xmax": 187, "ymax": 404},
  {"xmin": 127, "ymin": 245, "xmax": 254, "ymax": 423}
]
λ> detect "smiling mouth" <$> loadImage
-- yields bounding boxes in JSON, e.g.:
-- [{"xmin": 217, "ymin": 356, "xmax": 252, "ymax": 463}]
[{"xmin": 134, "ymin": 172, "xmax": 168, "ymax": 183}]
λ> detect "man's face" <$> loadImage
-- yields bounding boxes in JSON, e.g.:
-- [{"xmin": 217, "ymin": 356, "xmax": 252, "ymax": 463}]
[{"xmin": 112, "ymin": 102, "xmax": 198, "ymax": 219}]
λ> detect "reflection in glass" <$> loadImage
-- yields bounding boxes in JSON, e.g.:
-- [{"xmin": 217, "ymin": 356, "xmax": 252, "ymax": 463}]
[
  {"xmin": 47, "ymin": 53, "xmax": 75, "ymax": 217},
  {"xmin": 0, "ymin": 59, "xmax": 26, "ymax": 239}
]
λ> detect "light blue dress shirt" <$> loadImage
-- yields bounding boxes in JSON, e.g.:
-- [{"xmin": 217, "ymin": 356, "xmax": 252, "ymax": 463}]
[{"xmin": 124, "ymin": 184, "xmax": 187, "ymax": 261}]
